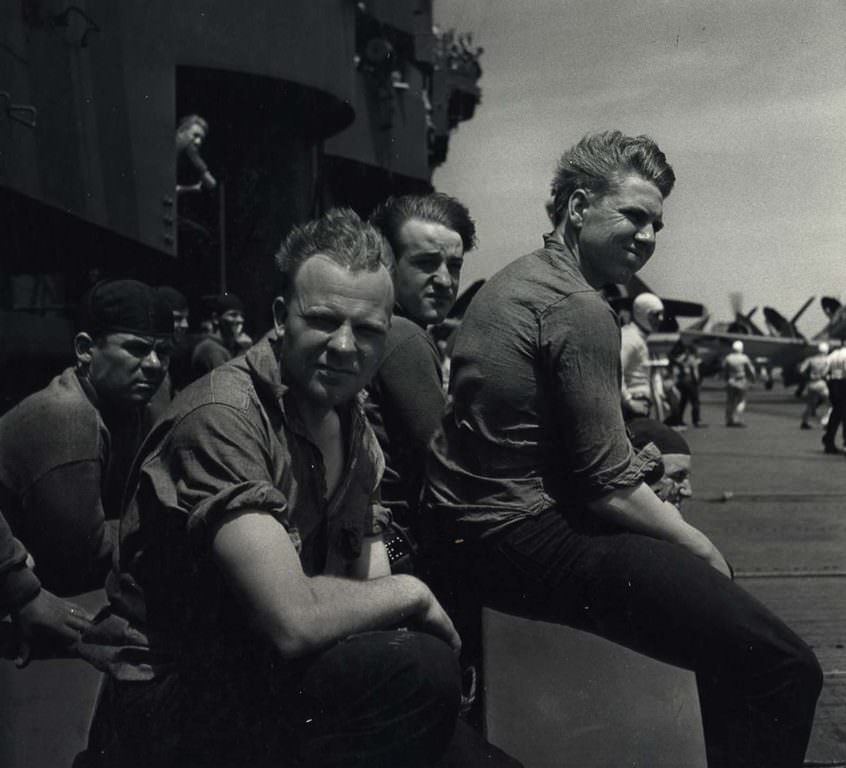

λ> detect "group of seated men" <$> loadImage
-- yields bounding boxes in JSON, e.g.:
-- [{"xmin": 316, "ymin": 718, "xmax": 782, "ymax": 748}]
[{"xmin": 0, "ymin": 130, "xmax": 823, "ymax": 768}]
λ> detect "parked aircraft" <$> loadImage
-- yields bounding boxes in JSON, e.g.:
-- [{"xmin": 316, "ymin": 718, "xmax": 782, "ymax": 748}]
[
  {"xmin": 440, "ymin": 276, "xmax": 838, "ymax": 390},
  {"xmin": 679, "ymin": 296, "xmax": 838, "ymax": 386},
  {"xmin": 603, "ymin": 274, "xmax": 706, "ymax": 332},
  {"xmin": 610, "ymin": 284, "xmax": 836, "ymax": 388}
]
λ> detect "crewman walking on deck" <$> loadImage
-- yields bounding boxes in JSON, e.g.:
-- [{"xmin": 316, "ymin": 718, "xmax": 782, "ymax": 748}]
[
  {"xmin": 799, "ymin": 342, "xmax": 829, "ymax": 430},
  {"xmin": 722, "ymin": 340, "xmax": 755, "ymax": 427},
  {"xmin": 822, "ymin": 342, "xmax": 846, "ymax": 454}
]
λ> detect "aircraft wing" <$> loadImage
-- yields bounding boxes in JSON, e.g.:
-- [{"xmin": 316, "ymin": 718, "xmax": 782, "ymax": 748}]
[
  {"xmin": 604, "ymin": 275, "xmax": 707, "ymax": 332},
  {"xmin": 679, "ymin": 328, "xmax": 811, "ymax": 371}
]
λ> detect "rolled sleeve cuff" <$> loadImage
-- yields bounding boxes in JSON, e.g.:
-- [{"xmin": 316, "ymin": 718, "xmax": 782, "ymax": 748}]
[
  {"xmin": 367, "ymin": 503, "xmax": 393, "ymax": 538},
  {"xmin": 584, "ymin": 442, "xmax": 664, "ymax": 497},
  {"xmin": 610, "ymin": 442, "xmax": 664, "ymax": 489},
  {"xmin": 186, "ymin": 481, "xmax": 294, "ymax": 550}
]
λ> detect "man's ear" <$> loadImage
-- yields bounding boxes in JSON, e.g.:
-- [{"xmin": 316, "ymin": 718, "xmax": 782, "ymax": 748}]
[
  {"xmin": 74, "ymin": 332, "xmax": 96, "ymax": 366},
  {"xmin": 567, "ymin": 189, "xmax": 590, "ymax": 229},
  {"xmin": 271, "ymin": 296, "xmax": 288, "ymax": 335}
]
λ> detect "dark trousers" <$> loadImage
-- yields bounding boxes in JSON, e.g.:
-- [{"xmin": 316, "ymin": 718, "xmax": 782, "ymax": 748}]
[
  {"xmin": 438, "ymin": 509, "xmax": 822, "ymax": 768},
  {"xmin": 677, "ymin": 381, "xmax": 702, "ymax": 425},
  {"xmin": 85, "ymin": 631, "xmax": 467, "ymax": 768},
  {"xmin": 823, "ymin": 380, "xmax": 846, "ymax": 448}
]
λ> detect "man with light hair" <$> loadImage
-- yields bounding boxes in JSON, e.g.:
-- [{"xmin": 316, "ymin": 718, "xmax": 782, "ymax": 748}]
[
  {"xmin": 799, "ymin": 342, "xmax": 830, "ymax": 430},
  {"xmin": 722, "ymin": 339, "xmax": 755, "ymax": 427},
  {"xmin": 621, "ymin": 292, "xmax": 664, "ymax": 419},
  {"xmin": 425, "ymin": 130, "xmax": 821, "ymax": 768},
  {"xmin": 82, "ymin": 208, "xmax": 520, "ymax": 768}
]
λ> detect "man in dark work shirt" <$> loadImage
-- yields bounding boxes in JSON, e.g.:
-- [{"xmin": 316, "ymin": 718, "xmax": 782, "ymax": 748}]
[
  {"xmin": 367, "ymin": 193, "xmax": 476, "ymax": 537},
  {"xmin": 80, "ymin": 208, "xmax": 519, "ymax": 768},
  {"xmin": 0, "ymin": 279, "xmax": 173, "ymax": 596}
]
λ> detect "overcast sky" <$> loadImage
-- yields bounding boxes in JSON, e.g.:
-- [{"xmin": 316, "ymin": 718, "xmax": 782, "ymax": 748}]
[{"xmin": 432, "ymin": 0, "xmax": 846, "ymax": 333}]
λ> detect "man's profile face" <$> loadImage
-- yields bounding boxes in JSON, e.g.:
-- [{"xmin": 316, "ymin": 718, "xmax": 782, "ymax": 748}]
[
  {"xmin": 652, "ymin": 453, "xmax": 692, "ymax": 509},
  {"xmin": 394, "ymin": 218, "xmax": 464, "ymax": 326},
  {"xmin": 172, "ymin": 310, "xmax": 190, "ymax": 343},
  {"xmin": 177, "ymin": 122, "xmax": 206, "ymax": 150},
  {"xmin": 279, "ymin": 255, "xmax": 393, "ymax": 412},
  {"xmin": 219, "ymin": 309, "xmax": 244, "ymax": 342},
  {"xmin": 88, "ymin": 333, "xmax": 172, "ymax": 407},
  {"xmin": 646, "ymin": 309, "xmax": 664, "ymax": 333},
  {"xmin": 576, "ymin": 174, "xmax": 664, "ymax": 289}
]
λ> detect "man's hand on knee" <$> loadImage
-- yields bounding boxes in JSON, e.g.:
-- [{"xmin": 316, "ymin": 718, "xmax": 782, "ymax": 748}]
[{"xmin": 409, "ymin": 586, "xmax": 462, "ymax": 655}]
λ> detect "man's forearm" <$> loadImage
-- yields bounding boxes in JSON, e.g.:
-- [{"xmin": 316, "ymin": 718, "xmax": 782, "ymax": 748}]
[
  {"xmin": 26, "ymin": 463, "xmax": 113, "ymax": 594},
  {"xmin": 214, "ymin": 511, "xmax": 458, "ymax": 660},
  {"xmin": 587, "ymin": 484, "xmax": 730, "ymax": 576},
  {"xmin": 589, "ymin": 484, "xmax": 704, "ymax": 549},
  {"xmin": 289, "ymin": 572, "xmax": 430, "ymax": 651}
]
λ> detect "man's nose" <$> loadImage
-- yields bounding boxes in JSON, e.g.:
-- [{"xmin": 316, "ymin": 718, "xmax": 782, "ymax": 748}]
[
  {"xmin": 432, "ymin": 261, "xmax": 453, "ymax": 288},
  {"xmin": 328, "ymin": 323, "xmax": 356, "ymax": 353},
  {"xmin": 634, "ymin": 223, "xmax": 656, "ymax": 243},
  {"xmin": 142, "ymin": 349, "xmax": 165, "ymax": 369},
  {"xmin": 679, "ymin": 479, "xmax": 692, "ymax": 497}
]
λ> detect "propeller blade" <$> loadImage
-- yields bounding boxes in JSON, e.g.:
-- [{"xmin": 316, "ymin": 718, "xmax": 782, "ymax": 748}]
[{"xmin": 789, "ymin": 296, "xmax": 815, "ymax": 325}]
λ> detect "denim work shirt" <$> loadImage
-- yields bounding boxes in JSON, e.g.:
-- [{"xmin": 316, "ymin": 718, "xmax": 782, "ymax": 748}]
[
  {"xmin": 95, "ymin": 331, "xmax": 388, "ymax": 681},
  {"xmin": 426, "ymin": 235, "xmax": 659, "ymax": 536}
]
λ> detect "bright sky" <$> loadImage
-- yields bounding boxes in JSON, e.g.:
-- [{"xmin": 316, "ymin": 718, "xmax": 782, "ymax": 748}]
[{"xmin": 432, "ymin": 0, "xmax": 846, "ymax": 334}]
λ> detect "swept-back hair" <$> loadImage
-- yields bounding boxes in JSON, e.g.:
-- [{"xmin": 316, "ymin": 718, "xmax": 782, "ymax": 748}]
[
  {"xmin": 550, "ymin": 130, "xmax": 675, "ymax": 227},
  {"xmin": 177, "ymin": 114, "xmax": 209, "ymax": 134},
  {"xmin": 370, "ymin": 192, "xmax": 477, "ymax": 256},
  {"xmin": 274, "ymin": 208, "xmax": 395, "ymax": 299}
]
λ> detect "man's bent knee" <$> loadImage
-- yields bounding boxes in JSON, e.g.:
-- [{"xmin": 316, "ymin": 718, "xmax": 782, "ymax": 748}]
[{"xmin": 300, "ymin": 631, "xmax": 461, "ymax": 767}]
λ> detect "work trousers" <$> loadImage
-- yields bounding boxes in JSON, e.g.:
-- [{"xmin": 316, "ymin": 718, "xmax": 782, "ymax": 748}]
[
  {"xmin": 677, "ymin": 380, "xmax": 702, "ymax": 425},
  {"xmin": 801, "ymin": 381, "xmax": 828, "ymax": 425},
  {"xmin": 436, "ymin": 509, "xmax": 822, "ymax": 768},
  {"xmin": 84, "ymin": 631, "xmax": 465, "ymax": 768},
  {"xmin": 823, "ymin": 380, "xmax": 846, "ymax": 448},
  {"xmin": 725, "ymin": 384, "xmax": 747, "ymax": 425}
]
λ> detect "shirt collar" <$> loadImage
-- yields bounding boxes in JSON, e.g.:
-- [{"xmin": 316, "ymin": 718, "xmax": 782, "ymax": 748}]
[
  {"xmin": 541, "ymin": 232, "xmax": 595, "ymax": 290},
  {"xmin": 74, "ymin": 367, "xmax": 101, "ymax": 410}
]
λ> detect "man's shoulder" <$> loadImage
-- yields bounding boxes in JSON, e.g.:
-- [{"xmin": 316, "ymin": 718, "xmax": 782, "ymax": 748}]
[
  {"xmin": 387, "ymin": 314, "xmax": 427, "ymax": 342},
  {"xmin": 169, "ymin": 357, "xmax": 258, "ymax": 419},
  {"xmin": 384, "ymin": 315, "xmax": 437, "ymax": 356},
  {"xmin": 620, "ymin": 322, "xmax": 641, "ymax": 339},
  {"xmin": 465, "ymin": 248, "xmax": 573, "ymax": 321},
  {"xmin": 0, "ymin": 369, "xmax": 101, "ymax": 483},
  {"xmin": 490, "ymin": 246, "xmax": 597, "ymax": 307},
  {"xmin": 192, "ymin": 334, "xmax": 230, "ymax": 360},
  {"xmin": 0, "ymin": 368, "xmax": 98, "ymax": 435}
]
